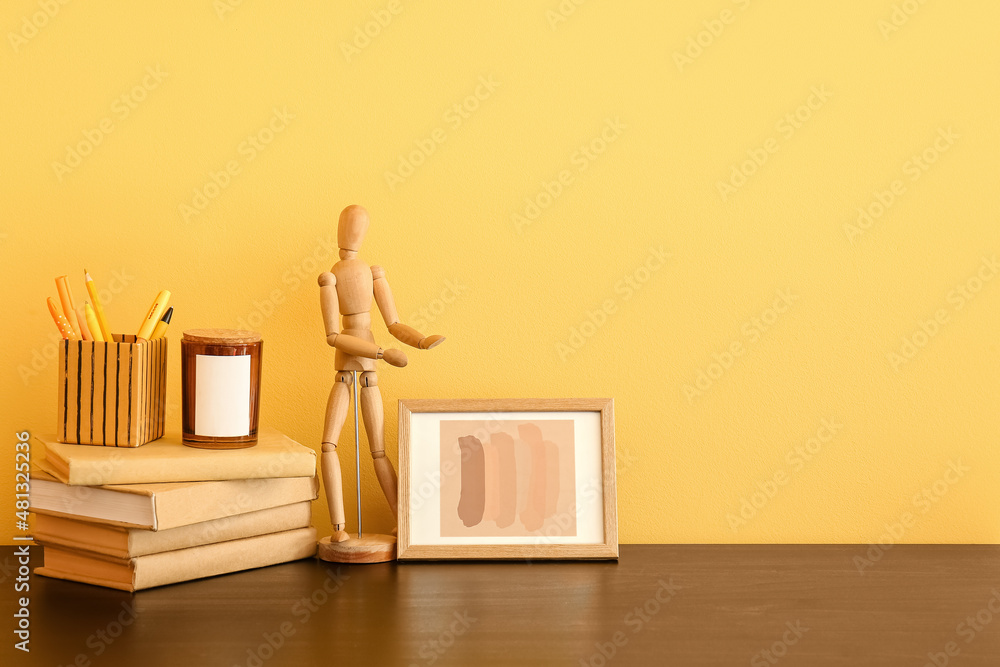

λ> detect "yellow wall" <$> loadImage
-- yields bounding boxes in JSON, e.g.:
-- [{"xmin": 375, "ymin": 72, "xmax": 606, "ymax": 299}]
[{"xmin": 2, "ymin": 1, "xmax": 997, "ymax": 545}]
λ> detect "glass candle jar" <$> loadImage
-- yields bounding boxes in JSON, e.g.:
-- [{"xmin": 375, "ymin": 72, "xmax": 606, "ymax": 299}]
[{"xmin": 181, "ymin": 329, "xmax": 262, "ymax": 449}]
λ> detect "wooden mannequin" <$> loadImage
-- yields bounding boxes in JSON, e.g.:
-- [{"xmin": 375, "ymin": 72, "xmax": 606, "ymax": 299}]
[{"xmin": 317, "ymin": 204, "xmax": 444, "ymax": 562}]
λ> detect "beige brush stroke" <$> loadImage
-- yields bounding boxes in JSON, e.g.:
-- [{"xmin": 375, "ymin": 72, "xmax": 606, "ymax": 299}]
[
  {"xmin": 518, "ymin": 423, "xmax": 547, "ymax": 532},
  {"xmin": 438, "ymin": 419, "xmax": 577, "ymax": 538},
  {"xmin": 544, "ymin": 439, "xmax": 559, "ymax": 520},
  {"xmin": 457, "ymin": 435, "xmax": 485, "ymax": 527},
  {"xmin": 492, "ymin": 431, "xmax": 517, "ymax": 529},
  {"xmin": 482, "ymin": 439, "xmax": 499, "ymax": 523}
]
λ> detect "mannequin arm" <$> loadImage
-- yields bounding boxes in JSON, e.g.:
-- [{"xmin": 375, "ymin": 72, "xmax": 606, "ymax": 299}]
[
  {"xmin": 319, "ymin": 272, "xmax": 405, "ymax": 366},
  {"xmin": 372, "ymin": 266, "xmax": 445, "ymax": 350}
]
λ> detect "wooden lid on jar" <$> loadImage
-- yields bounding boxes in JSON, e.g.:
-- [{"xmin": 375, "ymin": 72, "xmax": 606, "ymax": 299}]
[{"xmin": 182, "ymin": 328, "xmax": 262, "ymax": 345}]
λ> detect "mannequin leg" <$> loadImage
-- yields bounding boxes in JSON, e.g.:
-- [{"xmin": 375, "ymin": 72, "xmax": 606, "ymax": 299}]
[
  {"xmin": 321, "ymin": 371, "xmax": 352, "ymax": 542},
  {"xmin": 359, "ymin": 371, "xmax": 398, "ymax": 519}
]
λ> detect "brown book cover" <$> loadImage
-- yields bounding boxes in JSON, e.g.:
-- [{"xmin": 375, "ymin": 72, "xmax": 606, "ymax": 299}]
[
  {"xmin": 33, "ymin": 501, "xmax": 313, "ymax": 558},
  {"xmin": 34, "ymin": 427, "xmax": 316, "ymax": 485},
  {"xmin": 36, "ymin": 527, "xmax": 318, "ymax": 591},
  {"xmin": 29, "ymin": 469, "xmax": 318, "ymax": 530}
]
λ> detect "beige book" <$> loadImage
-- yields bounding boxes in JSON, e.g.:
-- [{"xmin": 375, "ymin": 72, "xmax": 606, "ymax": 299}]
[
  {"xmin": 34, "ymin": 427, "xmax": 316, "ymax": 485},
  {"xmin": 33, "ymin": 501, "xmax": 313, "ymax": 558},
  {"xmin": 29, "ymin": 469, "xmax": 318, "ymax": 530},
  {"xmin": 36, "ymin": 527, "xmax": 318, "ymax": 591}
]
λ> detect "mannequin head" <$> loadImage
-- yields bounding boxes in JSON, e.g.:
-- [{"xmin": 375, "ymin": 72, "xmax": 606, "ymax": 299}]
[{"xmin": 338, "ymin": 205, "xmax": 370, "ymax": 255}]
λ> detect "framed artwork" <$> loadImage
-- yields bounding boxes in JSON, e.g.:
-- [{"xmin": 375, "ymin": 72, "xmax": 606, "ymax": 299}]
[{"xmin": 397, "ymin": 398, "xmax": 617, "ymax": 560}]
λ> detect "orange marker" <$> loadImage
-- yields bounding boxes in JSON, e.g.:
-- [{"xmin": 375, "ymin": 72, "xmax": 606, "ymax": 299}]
[
  {"xmin": 55, "ymin": 275, "xmax": 80, "ymax": 338},
  {"xmin": 47, "ymin": 297, "xmax": 79, "ymax": 340}
]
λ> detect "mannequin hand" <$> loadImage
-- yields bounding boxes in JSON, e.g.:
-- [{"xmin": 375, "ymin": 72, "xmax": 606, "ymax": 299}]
[
  {"xmin": 381, "ymin": 348, "xmax": 408, "ymax": 367},
  {"xmin": 418, "ymin": 335, "xmax": 445, "ymax": 350}
]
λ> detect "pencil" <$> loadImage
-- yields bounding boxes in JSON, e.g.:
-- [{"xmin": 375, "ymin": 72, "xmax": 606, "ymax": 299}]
[{"xmin": 85, "ymin": 270, "xmax": 113, "ymax": 341}]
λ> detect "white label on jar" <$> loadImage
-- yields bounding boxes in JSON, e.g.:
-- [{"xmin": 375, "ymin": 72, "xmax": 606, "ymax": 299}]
[{"xmin": 194, "ymin": 354, "xmax": 251, "ymax": 437}]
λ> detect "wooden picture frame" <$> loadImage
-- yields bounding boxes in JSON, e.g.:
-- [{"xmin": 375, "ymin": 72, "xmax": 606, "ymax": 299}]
[{"xmin": 397, "ymin": 398, "xmax": 617, "ymax": 560}]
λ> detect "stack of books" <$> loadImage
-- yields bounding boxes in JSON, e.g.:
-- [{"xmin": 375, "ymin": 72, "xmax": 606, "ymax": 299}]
[{"xmin": 28, "ymin": 427, "xmax": 319, "ymax": 591}]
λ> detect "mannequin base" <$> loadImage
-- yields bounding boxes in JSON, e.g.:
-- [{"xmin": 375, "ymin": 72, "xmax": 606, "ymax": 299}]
[{"xmin": 317, "ymin": 533, "xmax": 396, "ymax": 563}]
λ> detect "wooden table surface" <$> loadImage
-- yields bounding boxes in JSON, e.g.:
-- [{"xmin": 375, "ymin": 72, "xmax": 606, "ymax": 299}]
[{"xmin": 5, "ymin": 545, "xmax": 999, "ymax": 666}]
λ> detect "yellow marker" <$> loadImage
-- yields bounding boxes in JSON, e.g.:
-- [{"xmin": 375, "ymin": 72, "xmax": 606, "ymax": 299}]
[
  {"xmin": 85, "ymin": 270, "xmax": 113, "ymax": 341},
  {"xmin": 76, "ymin": 305, "xmax": 93, "ymax": 340},
  {"xmin": 85, "ymin": 303, "xmax": 105, "ymax": 342},
  {"xmin": 136, "ymin": 290, "xmax": 171, "ymax": 340},
  {"xmin": 150, "ymin": 306, "xmax": 173, "ymax": 340}
]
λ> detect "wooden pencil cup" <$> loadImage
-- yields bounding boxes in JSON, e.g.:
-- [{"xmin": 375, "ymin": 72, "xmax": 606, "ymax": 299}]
[{"xmin": 57, "ymin": 335, "xmax": 168, "ymax": 447}]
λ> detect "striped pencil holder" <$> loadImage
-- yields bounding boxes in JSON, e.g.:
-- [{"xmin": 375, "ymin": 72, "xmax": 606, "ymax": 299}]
[{"xmin": 57, "ymin": 335, "xmax": 167, "ymax": 447}]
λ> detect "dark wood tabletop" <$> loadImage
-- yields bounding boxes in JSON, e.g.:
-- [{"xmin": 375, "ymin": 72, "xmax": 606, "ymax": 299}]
[{"xmin": 4, "ymin": 544, "xmax": 999, "ymax": 666}]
